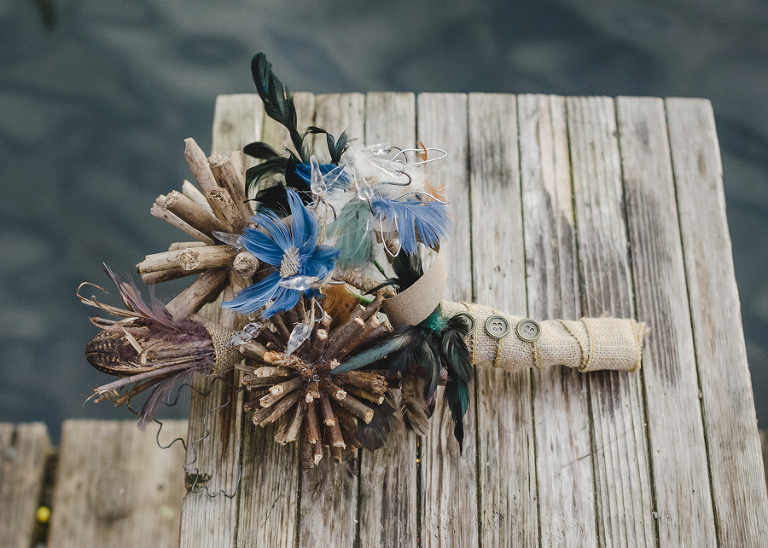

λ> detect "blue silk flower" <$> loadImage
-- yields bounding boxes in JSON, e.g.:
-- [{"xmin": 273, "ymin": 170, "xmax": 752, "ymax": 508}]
[{"xmin": 222, "ymin": 188, "xmax": 339, "ymax": 318}]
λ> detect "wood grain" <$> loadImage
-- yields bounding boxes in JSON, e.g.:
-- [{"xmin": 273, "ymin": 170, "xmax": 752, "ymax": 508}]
[
  {"xmin": 178, "ymin": 93, "xmax": 260, "ymax": 548},
  {"xmin": 358, "ymin": 92, "xmax": 419, "ymax": 548},
  {"xmin": 666, "ymin": 97, "xmax": 768, "ymax": 545},
  {"xmin": 417, "ymin": 93, "xmax": 478, "ymax": 548},
  {"xmin": 298, "ymin": 93, "xmax": 365, "ymax": 548},
  {"xmin": 567, "ymin": 96, "xmax": 655, "ymax": 547},
  {"xmin": 617, "ymin": 96, "xmax": 716, "ymax": 546},
  {"xmin": 234, "ymin": 92, "xmax": 317, "ymax": 548},
  {"xmin": 518, "ymin": 94, "xmax": 596, "ymax": 546},
  {"xmin": 470, "ymin": 93, "xmax": 538, "ymax": 547},
  {"xmin": 48, "ymin": 420, "xmax": 186, "ymax": 548},
  {"xmin": 0, "ymin": 422, "xmax": 51, "ymax": 548}
]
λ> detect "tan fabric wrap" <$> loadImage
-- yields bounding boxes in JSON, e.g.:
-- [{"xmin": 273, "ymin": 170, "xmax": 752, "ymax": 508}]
[
  {"xmin": 382, "ymin": 250, "xmax": 447, "ymax": 328},
  {"xmin": 194, "ymin": 316, "xmax": 241, "ymax": 374},
  {"xmin": 441, "ymin": 301, "xmax": 645, "ymax": 373}
]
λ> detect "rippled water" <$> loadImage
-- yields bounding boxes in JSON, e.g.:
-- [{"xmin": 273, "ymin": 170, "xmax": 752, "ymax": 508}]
[{"xmin": 2, "ymin": 0, "xmax": 767, "ymax": 440}]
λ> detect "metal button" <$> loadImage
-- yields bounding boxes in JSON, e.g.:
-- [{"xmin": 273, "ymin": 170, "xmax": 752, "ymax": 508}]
[
  {"xmin": 453, "ymin": 312, "xmax": 476, "ymax": 335},
  {"xmin": 516, "ymin": 319, "xmax": 541, "ymax": 342},
  {"xmin": 484, "ymin": 315, "xmax": 510, "ymax": 339}
]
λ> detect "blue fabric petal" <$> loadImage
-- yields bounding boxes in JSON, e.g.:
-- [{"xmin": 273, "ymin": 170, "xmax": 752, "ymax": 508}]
[
  {"xmin": 239, "ymin": 227, "xmax": 285, "ymax": 266},
  {"xmin": 304, "ymin": 245, "xmax": 339, "ymax": 280},
  {"xmin": 252, "ymin": 209, "xmax": 292, "ymax": 252},
  {"xmin": 263, "ymin": 286, "xmax": 301, "ymax": 318},
  {"xmin": 222, "ymin": 272, "xmax": 281, "ymax": 314},
  {"xmin": 286, "ymin": 188, "xmax": 317, "ymax": 257}
]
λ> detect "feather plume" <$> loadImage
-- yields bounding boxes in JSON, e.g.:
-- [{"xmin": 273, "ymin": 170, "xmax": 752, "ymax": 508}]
[
  {"xmin": 440, "ymin": 312, "xmax": 473, "ymax": 450},
  {"xmin": 321, "ymin": 284, "xmax": 362, "ymax": 328},
  {"xmin": 329, "ymin": 199, "xmax": 375, "ymax": 267},
  {"xmin": 401, "ymin": 374, "xmax": 430, "ymax": 435},
  {"xmin": 243, "ymin": 141, "xmax": 281, "ymax": 160},
  {"xmin": 356, "ymin": 392, "xmax": 404, "ymax": 451},
  {"xmin": 370, "ymin": 194, "xmax": 451, "ymax": 254}
]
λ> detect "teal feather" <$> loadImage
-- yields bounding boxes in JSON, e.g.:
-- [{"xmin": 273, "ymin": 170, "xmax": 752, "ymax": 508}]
[
  {"xmin": 330, "ymin": 331, "xmax": 414, "ymax": 374},
  {"xmin": 328, "ymin": 199, "xmax": 374, "ymax": 267}
]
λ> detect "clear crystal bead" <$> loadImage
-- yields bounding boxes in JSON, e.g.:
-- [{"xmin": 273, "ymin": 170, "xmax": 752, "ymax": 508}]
[
  {"xmin": 228, "ymin": 331, "xmax": 251, "ymax": 346},
  {"xmin": 278, "ymin": 275, "xmax": 318, "ymax": 291},
  {"xmin": 286, "ymin": 323, "xmax": 312, "ymax": 356},
  {"xmin": 362, "ymin": 142, "xmax": 391, "ymax": 155}
]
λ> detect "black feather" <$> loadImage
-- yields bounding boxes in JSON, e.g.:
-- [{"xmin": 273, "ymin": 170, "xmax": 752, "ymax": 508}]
[
  {"xmin": 302, "ymin": 126, "xmax": 350, "ymax": 165},
  {"xmin": 245, "ymin": 156, "xmax": 288, "ymax": 198},
  {"xmin": 440, "ymin": 313, "xmax": 473, "ymax": 451},
  {"xmin": 251, "ymin": 53, "xmax": 307, "ymax": 160},
  {"xmin": 243, "ymin": 141, "xmax": 281, "ymax": 160},
  {"xmin": 356, "ymin": 392, "xmax": 404, "ymax": 451},
  {"xmin": 391, "ymin": 250, "xmax": 423, "ymax": 291}
]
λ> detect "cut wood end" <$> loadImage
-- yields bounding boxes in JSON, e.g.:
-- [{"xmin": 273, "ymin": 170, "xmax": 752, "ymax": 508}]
[
  {"xmin": 316, "ymin": 329, "xmax": 328, "ymax": 341},
  {"xmin": 263, "ymin": 351, "xmax": 284, "ymax": 364},
  {"xmin": 363, "ymin": 410, "xmax": 374, "ymax": 424}
]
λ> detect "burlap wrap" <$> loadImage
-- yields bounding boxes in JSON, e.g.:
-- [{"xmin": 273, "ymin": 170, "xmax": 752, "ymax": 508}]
[
  {"xmin": 441, "ymin": 301, "xmax": 645, "ymax": 373},
  {"xmin": 194, "ymin": 317, "xmax": 241, "ymax": 374}
]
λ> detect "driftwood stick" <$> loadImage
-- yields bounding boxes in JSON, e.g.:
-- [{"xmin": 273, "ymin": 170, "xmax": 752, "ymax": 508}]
[
  {"xmin": 179, "ymin": 245, "xmax": 235, "ymax": 272},
  {"xmin": 208, "ymin": 154, "xmax": 251, "ymax": 224},
  {"xmin": 274, "ymin": 413, "xmax": 290, "ymax": 444},
  {"xmin": 259, "ymin": 385, "xmax": 300, "ymax": 409},
  {"xmin": 313, "ymin": 436, "xmax": 323, "ymax": 466},
  {"xmin": 345, "ymin": 386, "xmax": 385, "ymax": 405},
  {"xmin": 306, "ymin": 399, "xmax": 320, "ymax": 445},
  {"xmin": 243, "ymin": 375, "xmax": 294, "ymax": 388},
  {"xmin": 232, "ymin": 250, "xmax": 259, "ymax": 278},
  {"xmin": 266, "ymin": 376, "xmax": 304, "ymax": 400},
  {"xmin": 323, "ymin": 305, "xmax": 366, "ymax": 359},
  {"xmin": 182, "ymin": 179, "xmax": 214, "ymax": 214},
  {"xmin": 184, "ymin": 138, "xmax": 219, "ymax": 195},
  {"xmin": 341, "ymin": 314, "xmax": 383, "ymax": 355},
  {"xmin": 326, "ymin": 418, "xmax": 345, "ymax": 449},
  {"xmin": 165, "ymin": 269, "xmax": 228, "ymax": 320},
  {"xmin": 150, "ymin": 199, "xmax": 214, "ymax": 245},
  {"xmin": 136, "ymin": 249, "xmax": 184, "ymax": 274},
  {"xmin": 304, "ymin": 381, "xmax": 320, "ymax": 403},
  {"xmin": 271, "ymin": 314, "xmax": 292, "ymax": 342},
  {"xmin": 284, "ymin": 400, "xmax": 304, "ymax": 443},
  {"xmin": 310, "ymin": 328, "xmax": 328, "ymax": 362},
  {"xmin": 260, "ymin": 390, "xmax": 303, "ymax": 425},
  {"xmin": 300, "ymin": 423, "xmax": 314, "ymax": 470},
  {"xmin": 337, "ymin": 393, "xmax": 375, "ymax": 424},
  {"xmin": 165, "ymin": 190, "xmax": 228, "ymax": 235},
  {"xmin": 319, "ymin": 377, "xmax": 347, "ymax": 401},
  {"xmin": 168, "ymin": 241, "xmax": 208, "ymax": 251},
  {"xmin": 228, "ymin": 151, "xmax": 245, "ymax": 184},
  {"xmin": 205, "ymin": 187, "xmax": 238, "ymax": 232},
  {"xmin": 255, "ymin": 366, "xmax": 294, "ymax": 377},
  {"xmin": 141, "ymin": 267, "xmax": 190, "ymax": 285},
  {"xmin": 318, "ymin": 393, "xmax": 336, "ymax": 426},
  {"xmin": 239, "ymin": 340, "xmax": 268, "ymax": 360},
  {"xmin": 333, "ymin": 372, "xmax": 389, "ymax": 395}
]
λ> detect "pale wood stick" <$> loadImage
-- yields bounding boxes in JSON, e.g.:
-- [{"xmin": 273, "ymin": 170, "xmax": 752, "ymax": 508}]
[
  {"xmin": 318, "ymin": 393, "xmax": 336, "ymax": 426},
  {"xmin": 229, "ymin": 269, "xmax": 251, "ymax": 295},
  {"xmin": 182, "ymin": 179, "xmax": 214, "ymax": 214},
  {"xmin": 239, "ymin": 340, "xmax": 268, "ymax": 360},
  {"xmin": 141, "ymin": 267, "xmax": 190, "ymax": 285},
  {"xmin": 337, "ymin": 393, "xmax": 374, "ymax": 424},
  {"xmin": 233, "ymin": 250, "xmax": 259, "ymax": 278},
  {"xmin": 284, "ymin": 400, "xmax": 305, "ymax": 443},
  {"xmin": 319, "ymin": 377, "xmax": 346, "ymax": 401},
  {"xmin": 164, "ymin": 190, "xmax": 228, "ymax": 235},
  {"xmin": 228, "ymin": 151, "xmax": 245, "ymax": 183},
  {"xmin": 150, "ymin": 198, "xmax": 214, "ymax": 245},
  {"xmin": 136, "ymin": 249, "xmax": 184, "ymax": 274},
  {"xmin": 306, "ymin": 399, "xmax": 320, "ymax": 445},
  {"xmin": 205, "ymin": 187, "xmax": 238, "ymax": 232},
  {"xmin": 168, "ymin": 241, "xmax": 207, "ymax": 251},
  {"xmin": 179, "ymin": 245, "xmax": 235, "ymax": 272},
  {"xmin": 165, "ymin": 269, "xmax": 228, "ymax": 320},
  {"xmin": 209, "ymin": 154, "xmax": 251, "ymax": 223},
  {"xmin": 255, "ymin": 366, "xmax": 294, "ymax": 377},
  {"xmin": 184, "ymin": 137, "xmax": 218, "ymax": 194}
]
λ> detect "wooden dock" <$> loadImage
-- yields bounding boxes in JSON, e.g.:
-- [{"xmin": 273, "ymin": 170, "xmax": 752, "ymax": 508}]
[{"xmin": 3, "ymin": 93, "xmax": 768, "ymax": 547}]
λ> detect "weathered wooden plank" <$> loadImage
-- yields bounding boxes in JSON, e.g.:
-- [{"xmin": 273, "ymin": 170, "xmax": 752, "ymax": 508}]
[
  {"xmin": 567, "ymin": 96, "xmax": 655, "ymax": 547},
  {"xmin": 518, "ymin": 94, "xmax": 596, "ymax": 546},
  {"xmin": 212, "ymin": 93, "xmax": 264, "ymax": 169},
  {"xmin": 358, "ymin": 91, "xmax": 419, "ymax": 548},
  {"xmin": 234, "ymin": 92, "xmax": 316, "ymax": 548},
  {"xmin": 470, "ymin": 93, "xmax": 538, "ymax": 547},
  {"xmin": 417, "ymin": 93, "xmax": 477, "ymax": 548},
  {"xmin": 179, "ymin": 93, "xmax": 263, "ymax": 548},
  {"xmin": 761, "ymin": 430, "xmax": 768, "ymax": 496},
  {"xmin": 617, "ymin": 96, "xmax": 717, "ymax": 546},
  {"xmin": 0, "ymin": 422, "xmax": 51, "ymax": 548},
  {"xmin": 298, "ymin": 93, "xmax": 365, "ymax": 548},
  {"xmin": 666, "ymin": 97, "xmax": 768, "ymax": 545},
  {"xmin": 48, "ymin": 420, "xmax": 186, "ymax": 548}
]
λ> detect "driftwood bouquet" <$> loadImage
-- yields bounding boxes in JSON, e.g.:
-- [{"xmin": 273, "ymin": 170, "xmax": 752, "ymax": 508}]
[{"xmin": 80, "ymin": 53, "xmax": 646, "ymax": 470}]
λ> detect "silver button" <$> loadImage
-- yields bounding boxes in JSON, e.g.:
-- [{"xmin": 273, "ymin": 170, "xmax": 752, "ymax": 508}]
[
  {"xmin": 485, "ymin": 315, "xmax": 510, "ymax": 339},
  {"xmin": 453, "ymin": 312, "xmax": 476, "ymax": 335},
  {"xmin": 516, "ymin": 319, "xmax": 541, "ymax": 342}
]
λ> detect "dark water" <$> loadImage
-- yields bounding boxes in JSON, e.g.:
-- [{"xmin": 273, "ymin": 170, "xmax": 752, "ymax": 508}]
[{"xmin": 2, "ymin": 0, "xmax": 767, "ymax": 441}]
